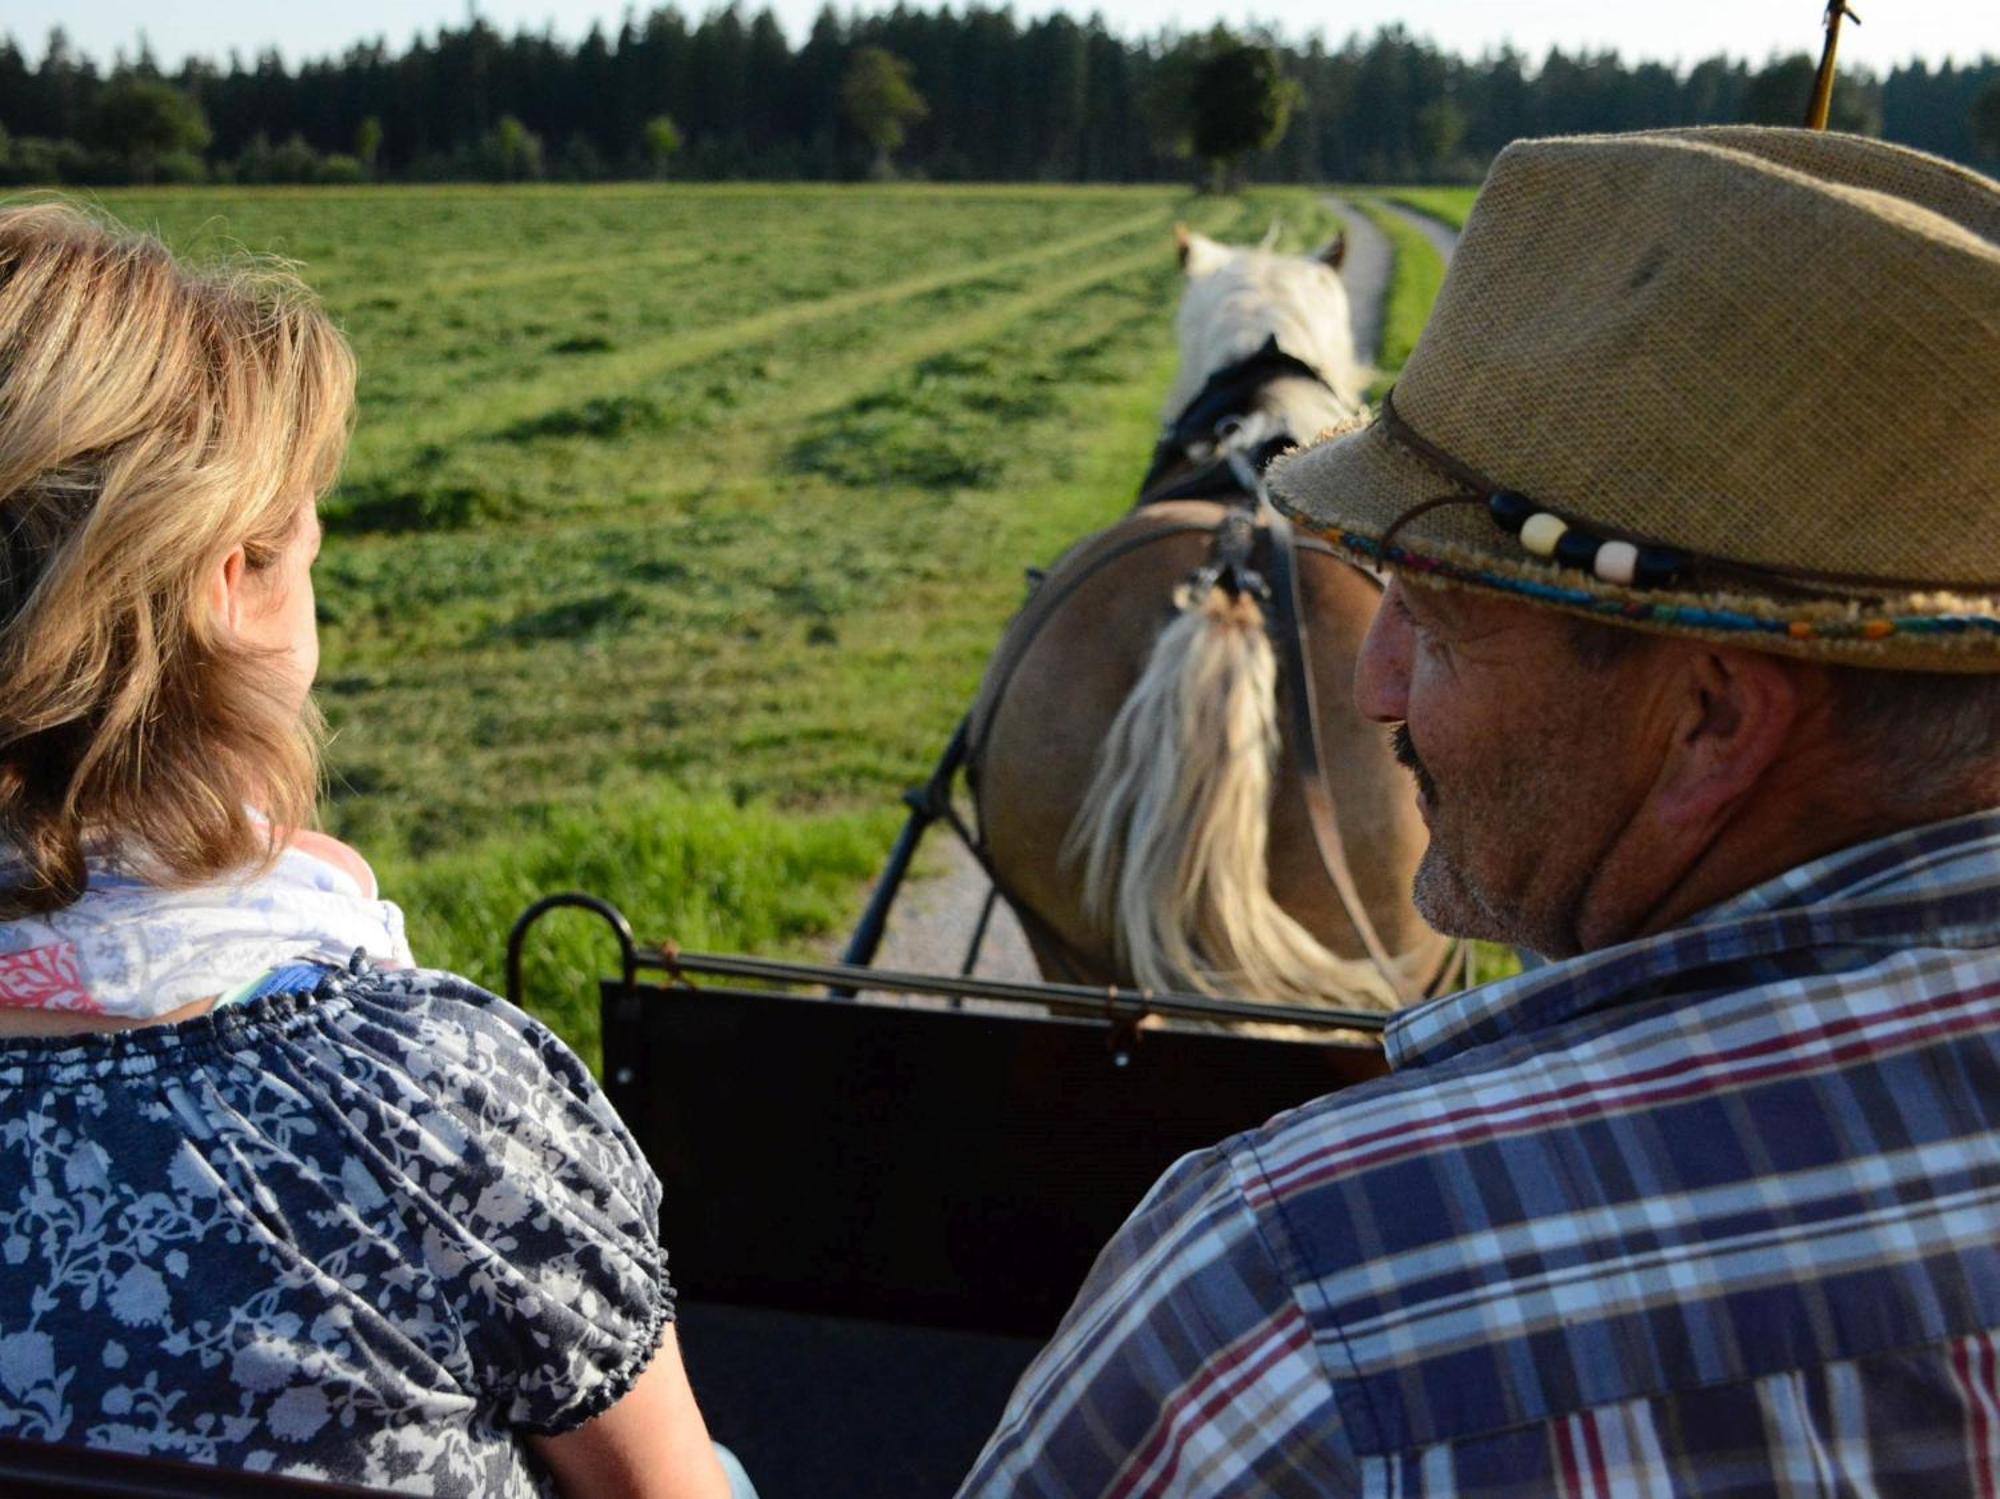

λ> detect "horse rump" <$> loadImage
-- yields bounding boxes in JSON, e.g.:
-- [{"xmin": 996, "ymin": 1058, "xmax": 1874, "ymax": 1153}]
[{"xmin": 1063, "ymin": 580, "xmax": 1398, "ymax": 1011}]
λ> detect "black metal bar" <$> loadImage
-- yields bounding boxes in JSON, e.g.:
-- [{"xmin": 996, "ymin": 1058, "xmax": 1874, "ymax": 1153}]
[
  {"xmin": 838, "ymin": 717, "xmax": 972, "ymax": 985},
  {"xmin": 959, "ymin": 884, "xmax": 1002, "ymax": 984},
  {"xmin": 837, "ymin": 804, "xmax": 933, "ymax": 981},
  {"xmin": 645, "ymin": 945, "xmax": 1387, "ymax": 1033},
  {"xmin": 505, "ymin": 892, "xmax": 639, "ymax": 1007}
]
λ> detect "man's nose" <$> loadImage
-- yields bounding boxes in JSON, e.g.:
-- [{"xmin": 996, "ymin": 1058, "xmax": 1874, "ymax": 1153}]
[{"xmin": 1355, "ymin": 576, "xmax": 1414, "ymax": 724}]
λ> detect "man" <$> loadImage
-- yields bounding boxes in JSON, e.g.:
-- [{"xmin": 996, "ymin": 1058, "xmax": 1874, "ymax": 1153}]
[{"xmin": 961, "ymin": 128, "xmax": 1999, "ymax": 1495}]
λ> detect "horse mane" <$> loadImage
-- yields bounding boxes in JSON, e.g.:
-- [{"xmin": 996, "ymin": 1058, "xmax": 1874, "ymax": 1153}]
[{"xmin": 1159, "ymin": 243, "xmax": 1368, "ymax": 439}]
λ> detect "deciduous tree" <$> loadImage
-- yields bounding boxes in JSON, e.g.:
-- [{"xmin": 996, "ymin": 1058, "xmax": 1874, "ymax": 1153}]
[
  {"xmin": 643, "ymin": 114, "xmax": 682, "ymax": 176},
  {"xmin": 86, "ymin": 75, "xmax": 210, "ymax": 181},
  {"xmin": 355, "ymin": 115, "xmax": 382, "ymax": 176},
  {"xmin": 841, "ymin": 46, "xmax": 927, "ymax": 178},
  {"xmin": 1188, "ymin": 39, "xmax": 1298, "ymax": 193}
]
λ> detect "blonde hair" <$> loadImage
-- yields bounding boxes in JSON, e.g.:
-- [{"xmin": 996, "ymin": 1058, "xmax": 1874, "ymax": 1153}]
[{"xmin": 0, "ymin": 201, "xmax": 355, "ymax": 915}]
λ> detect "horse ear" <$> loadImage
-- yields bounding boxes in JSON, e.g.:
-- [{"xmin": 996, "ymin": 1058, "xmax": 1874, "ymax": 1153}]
[
  {"xmin": 1315, "ymin": 232, "xmax": 1347, "ymax": 272},
  {"xmin": 1176, "ymin": 226, "xmax": 1228, "ymax": 278}
]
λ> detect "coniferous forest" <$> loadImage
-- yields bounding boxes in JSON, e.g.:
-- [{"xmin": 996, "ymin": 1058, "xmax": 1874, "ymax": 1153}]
[{"xmin": 1, "ymin": 9, "xmax": 1996, "ymax": 186}]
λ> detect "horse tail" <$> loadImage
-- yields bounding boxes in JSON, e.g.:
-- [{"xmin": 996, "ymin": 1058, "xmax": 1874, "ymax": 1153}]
[{"xmin": 1063, "ymin": 585, "xmax": 1399, "ymax": 1011}]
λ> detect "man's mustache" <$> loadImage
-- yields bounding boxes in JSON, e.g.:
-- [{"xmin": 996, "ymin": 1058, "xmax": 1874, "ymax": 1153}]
[{"xmin": 1391, "ymin": 723, "xmax": 1439, "ymax": 806}]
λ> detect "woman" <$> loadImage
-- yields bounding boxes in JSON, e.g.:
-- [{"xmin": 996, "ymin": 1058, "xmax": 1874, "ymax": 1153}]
[{"xmin": 0, "ymin": 202, "xmax": 732, "ymax": 1497}]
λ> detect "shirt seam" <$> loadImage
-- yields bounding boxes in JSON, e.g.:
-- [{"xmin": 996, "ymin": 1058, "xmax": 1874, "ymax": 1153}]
[{"xmin": 1236, "ymin": 1132, "xmax": 1392, "ymax": 1458}]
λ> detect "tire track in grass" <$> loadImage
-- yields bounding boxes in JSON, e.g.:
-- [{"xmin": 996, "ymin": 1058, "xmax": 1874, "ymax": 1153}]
[
  {"xmin": 369, "ymin": 207, "xmax": 1183, "ymax": 463},
  {"xmin": 322, "ymin": 274, "xmax": 1174, "ymax": 780},
  {"xmin": 326, "ymin": 203, "xmax": 1270, "ymax": 788},
  {"xmin": 744, "ymin": 233, "xmax": 1182, "ymax": 433},
  {"xmin": 337, "ymin": 204, "xmax": 1236, "ymax": 549},
  {"xmin": 599, "ymin": 193, "xmax": 1261, "ymax": 456},
  {"xmin": 330, "ymin": 195, "xmax": 1265, "ymax": 584},
  {"xmin": 321, "ymin": 195, "xmax": 1282, "ymax": 848},
  {"xmin": 327, "ymin": 247, "xmax": 1183, "ymax": 647},
  {"xmin": 397, "ymin": 242, "xmax": 716, "ymax": 296}
]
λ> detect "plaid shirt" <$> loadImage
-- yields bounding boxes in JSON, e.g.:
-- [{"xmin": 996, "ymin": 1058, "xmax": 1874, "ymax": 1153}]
[{"xmin": 961, "ymin": 811, "xmax": 2000, "ymax": 1497}]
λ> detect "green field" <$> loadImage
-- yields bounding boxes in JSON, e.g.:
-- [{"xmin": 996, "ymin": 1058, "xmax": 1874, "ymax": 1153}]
[{"xmin": 99, "ymin": 182, "xmax": 1350, "ymax": 1064}]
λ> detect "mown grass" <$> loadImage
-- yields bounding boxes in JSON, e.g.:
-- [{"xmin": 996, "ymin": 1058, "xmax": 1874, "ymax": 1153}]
[
  {"xmin": 96, "ymin": 181, "xmax": 1347, "ymax": 1062},
  {"xmin": 1382, "ymin": 186, "xmax": 1479, "ymax": 232}
]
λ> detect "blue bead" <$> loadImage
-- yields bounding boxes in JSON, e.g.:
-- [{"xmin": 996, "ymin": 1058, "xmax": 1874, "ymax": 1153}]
[
  {"xmin": 1635, "ymin": 546, "xmax": 1684, "ymax": 587},
  {"xmin": 1488, "ymin": 491, "xmax": 1536, "ymax": 534},
  {"xmin": 1555, "ymin": 529, "xmax": 1601, "ymax": 571}
]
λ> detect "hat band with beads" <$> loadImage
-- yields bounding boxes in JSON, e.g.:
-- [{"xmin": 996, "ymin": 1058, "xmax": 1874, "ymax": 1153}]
[{"xmin": 1360, "ymin": 389, "xmax": 2000, "ymax": 654}]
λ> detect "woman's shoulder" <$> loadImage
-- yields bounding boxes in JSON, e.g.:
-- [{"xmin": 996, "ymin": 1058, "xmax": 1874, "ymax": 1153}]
[
  {"xmin": 0, "ymin": 957, "xmax": 599, "ymax": 1110},
  {"xmin": 0, "ymin": 957, "xmax": 672, "ymax": 1474}
]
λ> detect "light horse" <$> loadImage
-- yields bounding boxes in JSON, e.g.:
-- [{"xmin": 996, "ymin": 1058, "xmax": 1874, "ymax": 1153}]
[{"xmin": 964, "ymin": 226, "xmax": 1455, "ymax": 1015}]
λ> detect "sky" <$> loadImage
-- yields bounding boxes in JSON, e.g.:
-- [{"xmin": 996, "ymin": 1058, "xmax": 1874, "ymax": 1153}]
[{"xmin": 11, "ymin": 1, "xmax": 1996, "ymax": 74}]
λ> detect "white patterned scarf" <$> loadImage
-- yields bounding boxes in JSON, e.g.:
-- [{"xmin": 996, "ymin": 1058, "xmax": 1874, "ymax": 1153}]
[{"xmin": 0, "ymin": 843, "xmax": 412, "ymax": 1019}]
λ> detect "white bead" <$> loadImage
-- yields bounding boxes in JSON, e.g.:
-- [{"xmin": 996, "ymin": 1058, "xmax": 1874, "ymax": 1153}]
[
  {"xmin": 1594, "ymin": 540, "xmax": 1639, "ymax": 586},
  {"xmin": 1519, "ymin": 512, "xmax": 1568, "ymax": 558}
]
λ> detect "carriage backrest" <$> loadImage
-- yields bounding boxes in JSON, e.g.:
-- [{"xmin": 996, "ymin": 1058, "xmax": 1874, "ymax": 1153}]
[
  {"xmin": 603, "ymin": 980, "xmax": 1387, "ymax": 1496},
  {"xmin": 603, "ymin": 979, "xmax": 1386, "ymax": 1337}
]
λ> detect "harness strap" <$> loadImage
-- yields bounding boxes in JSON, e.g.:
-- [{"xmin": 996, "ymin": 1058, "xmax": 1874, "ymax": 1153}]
[
  {"xmin": 966, "ymin": 522, "xmax": 1227, "ymax": 775},
  {"xmin": 1137, "ymin": 435, "xmax": 1296, "ymax": 507},
  {"xmin": 1258, "ymin": 484, "xmax": 1431, "ymax": 1006},
  {"xmin": 1137, "ymin": 333, "xmax": 1340, "ymax": 503},
  {"xmin": 968, "ymin": 331, "xmax": 1465, "ymax": 1011}
]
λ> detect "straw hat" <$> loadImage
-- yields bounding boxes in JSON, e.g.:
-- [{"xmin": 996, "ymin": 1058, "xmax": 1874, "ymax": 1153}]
[{"xmin": 1270, "ymin": 128, "xmax": 2000, "ymax": 671}]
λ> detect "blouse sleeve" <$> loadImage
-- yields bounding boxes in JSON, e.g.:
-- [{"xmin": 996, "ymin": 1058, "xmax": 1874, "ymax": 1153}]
[{"xmin": 341, "ymin": 967, "xmax": 674, "ymax": 1435}]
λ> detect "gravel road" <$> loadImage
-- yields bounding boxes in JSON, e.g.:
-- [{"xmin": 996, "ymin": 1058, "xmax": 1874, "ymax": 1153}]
[{"xmin": 1322, "ymin": 196, "xmax": 1393, "ymax": 363}]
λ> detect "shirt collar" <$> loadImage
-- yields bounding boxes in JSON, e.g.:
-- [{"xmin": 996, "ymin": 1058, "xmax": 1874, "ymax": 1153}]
[{"xmin": 1385, "ymin": 807, "xmax": 2000, "ymax": 1072}]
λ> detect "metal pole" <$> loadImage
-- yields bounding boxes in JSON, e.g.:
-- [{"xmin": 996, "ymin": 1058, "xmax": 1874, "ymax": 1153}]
[
  {"xmin": 1806, "ymin": 2, "xmax": 1859, "ymax": 131},
  {"xmin": 836, "ymin": 801, "xmax": 935, "ymax": 984},
  {"xmin": 837, "ymin": 717, "xmax": 972, "ymax": 984},
  {"xmin": 643, "ymin": 945, "xmax": 1389, "ymax": 1033},
  {"xmin": 958, "ymin": 884, "xmax": 1002, "ymax": 984}
]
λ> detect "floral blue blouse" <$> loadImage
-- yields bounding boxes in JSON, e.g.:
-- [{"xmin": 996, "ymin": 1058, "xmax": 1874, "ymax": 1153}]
[{"xmin": 0, "ymin": 957, "xmax": 672, "ymax": 1495}]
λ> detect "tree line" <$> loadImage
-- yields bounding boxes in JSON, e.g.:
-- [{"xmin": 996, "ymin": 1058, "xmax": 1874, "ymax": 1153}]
[{"xmin": 2, "ymin": 9, "xmax": 1996, "ymax": 187}]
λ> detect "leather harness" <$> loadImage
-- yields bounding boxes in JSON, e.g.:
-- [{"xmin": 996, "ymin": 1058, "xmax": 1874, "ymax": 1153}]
[{"xmin": 972, "ymin": 337, "xmax": 1462, "ymax": 1006}]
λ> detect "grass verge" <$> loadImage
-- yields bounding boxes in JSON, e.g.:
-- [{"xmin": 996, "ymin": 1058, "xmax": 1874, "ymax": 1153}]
[
  {"xmin": 374, "ymin": 787, "xmax": 902, "ymax": 1073},
  {"xmin": 1381, "ymin": 186, "xmax": 1479, "ymax": 232},
  {"xmin": 1354, "ymin": 197, "xmax": 1447, "ymax": 392}
]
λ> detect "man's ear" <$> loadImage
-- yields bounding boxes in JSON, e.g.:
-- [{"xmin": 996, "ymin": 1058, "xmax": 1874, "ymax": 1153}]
[
  {"xmin": 207, "ymin": 544, "xmax": 249, "ymax": 636},
  {"xmin": 1652, "ymin": 645, "xmax": 1802, "ymax": 831}
]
